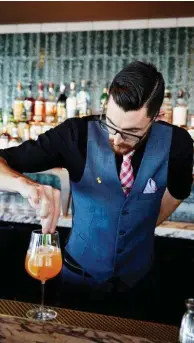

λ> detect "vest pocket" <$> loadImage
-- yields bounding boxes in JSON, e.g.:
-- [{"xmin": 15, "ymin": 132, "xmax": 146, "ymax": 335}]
[
  {"xmin": 138, "ymin": 187, "xmax": 165, "ymax": 201},
  {"xmin": 66, "ymin": 230, "xmax": 88, "ymax": 259}
]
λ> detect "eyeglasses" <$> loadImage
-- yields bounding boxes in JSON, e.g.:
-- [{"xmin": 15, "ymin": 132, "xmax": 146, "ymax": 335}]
[
  {"xmin": 100, "ymin": 121, "xmax": 143, "ymax": 143},
  {"xmin": 99, "ymin": 115, "xmax": 146, "ymax": 144},
  {"xmin": 99, "ymin": 113, "xmax": 157, "ymax": 144}
]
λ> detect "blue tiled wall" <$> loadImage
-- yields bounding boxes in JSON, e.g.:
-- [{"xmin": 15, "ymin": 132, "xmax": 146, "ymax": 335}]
[
  {"xmin": 0, "ymin": 27, "xmax": 193, "ymax": 223},
  {"xmin": 0, "ymin": 27, "xmax": 194, "ymax": 118},
  {"xmin": 169, "ymin": 184, "xmax": 194, "ymax": 223}
]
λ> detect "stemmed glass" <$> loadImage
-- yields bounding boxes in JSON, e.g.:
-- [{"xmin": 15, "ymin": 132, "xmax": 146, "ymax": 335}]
[{"xmin": 25, "ymin": 230, "xmax": 62, "ymax": 320}]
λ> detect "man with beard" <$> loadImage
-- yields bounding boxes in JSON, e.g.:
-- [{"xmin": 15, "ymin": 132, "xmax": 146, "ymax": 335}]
[{"xmin": 0, "ymin": 61, "xmax": 192, "ymax": 318}]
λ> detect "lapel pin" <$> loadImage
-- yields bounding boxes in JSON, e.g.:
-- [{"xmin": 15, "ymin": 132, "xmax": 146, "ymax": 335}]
[{"xmin": 97, "ymin": 177, "xmax": 102, "ymax": 184}]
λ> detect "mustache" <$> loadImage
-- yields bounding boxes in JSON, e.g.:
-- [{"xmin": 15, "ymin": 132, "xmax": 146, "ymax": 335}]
[{"xmin": 109, "ymin": 140, "xmax": 130, "ymax": 149}]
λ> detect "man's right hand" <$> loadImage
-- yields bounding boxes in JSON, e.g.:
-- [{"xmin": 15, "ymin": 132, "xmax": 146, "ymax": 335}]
[{"xmin": 16, "ymin": 176, "xmax": 61, "ymax": 233}]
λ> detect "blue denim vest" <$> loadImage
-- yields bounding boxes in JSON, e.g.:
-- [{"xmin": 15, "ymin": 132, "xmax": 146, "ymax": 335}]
[{"xmin": 66, "ymin": 120, "xmax": 172, "ymax": 286}]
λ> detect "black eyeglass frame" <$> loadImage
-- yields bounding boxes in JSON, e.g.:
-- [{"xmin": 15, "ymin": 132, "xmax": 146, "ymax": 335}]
[{"xmin": 99, "ymin": 112, "xmax": 158, "ymax": 143}]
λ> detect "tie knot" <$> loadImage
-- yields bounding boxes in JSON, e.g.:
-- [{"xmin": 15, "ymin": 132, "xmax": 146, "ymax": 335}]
[{"xmin": 123, "ymin": 151, "xmax": 134, "ymax": 162}]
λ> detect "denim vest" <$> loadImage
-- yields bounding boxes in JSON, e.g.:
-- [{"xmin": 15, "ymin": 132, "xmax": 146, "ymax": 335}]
[{"xmin": 66, "ymin": 120, "xmax": 172, "ymax": 286}]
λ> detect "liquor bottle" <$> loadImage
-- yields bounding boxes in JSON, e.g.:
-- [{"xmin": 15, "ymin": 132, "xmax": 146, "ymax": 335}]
[
  {"xmin": 100, "ymin": 88, "xmax": 109, "ymax": 113},
  {"xmin": 18, "ymin": 107, "xmax": 29, "ymax": 139},
  {"xmin": 13, "ymin": 82, "xmax": 24, "ymax": 122},
  {"xmin": 24, "ymin": 82, "xmax": 35, "ymax": 122},
  {"xmin": 45, "ymin": 82, "xmax": 56, "ymax": 124},
  {"xmin": 179, "ymin": 299, "xmax": 194, "ymax": 343},
  {"xmin": 8, "ymin": 108, "xmax": 15, "ymax": 123},
  {"xmin": 173, "ymin": 90, "xmax": 187, "ymax": 127},
  {"xmin": 20, "ymin": 106, "xmax": 27, "ymax": 122},
  {"xmin": 187, "ymin": 114, "xmax": 194, "ymax": 142},
  {"xmin": 56, "ymin": 83, "xmax": 67, "ymax": 124},
  {"xmin": 66, "ymin": 81, "xmax": 77, "ymax": 119},
  {"xmin": 23, "ymin": 127, "xmax": 30, "ymax": 142},
  {"xmin": 76, "ymin": 80, "xmax": 91, "ymax": 117},
  {"xmin": 0, "ymin": 119, "xmax": 11, "ymax": 149},
  {"xmin": 190, "ymin": 114, "xmax": 194, "ymax": 129},
  {"xmin": 29, "ymin": 122, "xmax": 43, "ymax": 141},
  {"xmin": 161, "ymin": 89, "xmax": 173, "ymax": 124},
  {"xmin": 8, "ymin": 127, "xmax": 22, "ymax": 148},
  {"xmin": 6, "ymin": 108, "xmax": 16, "ymax": 137},
  {"xmin": 33, "ymin": 82, "xmax": 45, "ymax": 122}
]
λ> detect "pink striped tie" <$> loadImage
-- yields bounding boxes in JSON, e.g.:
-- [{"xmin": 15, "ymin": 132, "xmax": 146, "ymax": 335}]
[{"xmin": 120, "ymin": 151, "xmax": 134, "ymax": 196}]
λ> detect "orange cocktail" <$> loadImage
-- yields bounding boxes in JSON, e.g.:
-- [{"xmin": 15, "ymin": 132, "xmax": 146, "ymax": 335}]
[{"xmin": 25, "ymin": 245, "xmax": 62, "ymax": 281}]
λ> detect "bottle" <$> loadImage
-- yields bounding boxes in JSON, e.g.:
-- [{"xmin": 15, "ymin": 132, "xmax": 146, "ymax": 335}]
[
  {"xmin": 33, "ymin": 82, "xmax": 45, "ymax": 122},
  {"xmin": 66, "ymin": 81, "xmax": 77, "ymax": 119},
  {"xmin": 8, "ymin": 127, "xmax": 22, "ymax": 148},
  {"xmin": 24, "ymin": 83, "xmax": 34, "ymax": 122},
  {"xmin": 173, "ymin": 90, "xmax": 187, "ymax": 127},
  {"xmin": 23, "ymin": 127, "xmax": 30, "ymax": 142},
  {"xmin": 29, "ymin": 122, "xmax": 43, "ymax": 141},
  {"xmin": 100, "ymin": 88, "xmax": 109, "ymax": 113},
  {"xmin": 13, "ymin": 82, "xmax": 24, "ymax": 122},
  {"xmin": 57, "ymin": 83, "xmax": 67, "ymax": 124},
  {"xmin": 161, "ymin": 89, "xmax": 173, "ymax": 124},
  {"xmin": 6, "ymin": 108, "xmax": 16, "ymax": 137},
  {"xmin": 0, "ymin": 122, "xmax": 11, "ymax": 149},
  {"xmin": 187, "ymin": 114, "xmax": 194, "ymax": 142},
  {"xmin": 18, "ymin": 107, "xmax": 29, "ymax": 139},
  {"xmin": 190, "ymin": 114, "xmax": 194, "ymax": 128},
  {"xmin": 45, "ymin": 82, "xmax": 56, "ymax": 124},
  {"xmin": 76, "ymin": 80, "xmax": 91, "ymax": 117},
  {"xmin": 179, "ymin": 299, "xmax": 194, "ymax": 343},
  {"xmin": 8, "ymin": 108, "xmax": 15, "ymax": 123}
]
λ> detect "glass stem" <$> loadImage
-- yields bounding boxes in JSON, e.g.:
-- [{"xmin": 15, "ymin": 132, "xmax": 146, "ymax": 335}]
[{"xmin": 40, "ymin": 281, "xmax": 45, "ymax": 310}]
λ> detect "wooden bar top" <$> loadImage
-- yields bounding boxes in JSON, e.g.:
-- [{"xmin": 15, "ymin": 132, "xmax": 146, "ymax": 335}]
[{"xmin": 0, "ymin": 299, "xmax": 179, "ymax": 343}]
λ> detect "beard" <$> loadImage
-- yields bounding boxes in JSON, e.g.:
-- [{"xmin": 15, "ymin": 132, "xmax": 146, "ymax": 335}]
[
  {"xmin": 109, "ymin": 134, "xmax": 148, "ymax": 155},
  {"xmin": 108, "ymin": 127, "xmax": 151, "ymax": 156},
  {"xmin": 109, "ymin": 140, "xmax": 134, "ymax": 155}
]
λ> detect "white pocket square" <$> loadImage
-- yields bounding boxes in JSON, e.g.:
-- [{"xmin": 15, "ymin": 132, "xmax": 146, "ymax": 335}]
[{"xmin": 143, "ymin": 178, "xmax": 157, "ymax": 194}]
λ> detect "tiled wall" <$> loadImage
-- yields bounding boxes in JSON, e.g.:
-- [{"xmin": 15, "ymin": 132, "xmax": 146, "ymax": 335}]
[{"xmin": 0, "ymin": 27, "xmax": 194, "ymax": 117}]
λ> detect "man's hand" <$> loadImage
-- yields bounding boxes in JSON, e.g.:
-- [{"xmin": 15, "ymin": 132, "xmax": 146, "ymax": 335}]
[{"xmin": 16, "ymin": 177, "xmax": 61, "ymax": 233}]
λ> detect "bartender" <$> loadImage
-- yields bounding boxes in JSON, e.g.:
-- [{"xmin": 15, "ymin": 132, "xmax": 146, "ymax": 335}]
[{"xmin": 0, "ymin": 61, "xmax": 192, "ymax": 315}]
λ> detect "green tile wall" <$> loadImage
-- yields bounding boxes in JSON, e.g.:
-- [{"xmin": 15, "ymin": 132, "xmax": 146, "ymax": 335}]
[{"xmin": 0, "ymin": 27, "xmax": 194, "ymax": 118}]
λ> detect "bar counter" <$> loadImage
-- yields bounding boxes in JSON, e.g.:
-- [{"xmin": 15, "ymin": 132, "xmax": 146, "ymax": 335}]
[
  {"xmin": 0, "ymin": 299, "xmax": 179, "ymax": 343},
  {"xmin": 0, "ymin": 168, "xmax": 194, "ymax": 240},
  {"xmin": 0, "ymin": 171, "xmax": 193, "ymax": 328},
  {"xmin": 0, "ymin": 206, "xmax": 194, "ymax": 240}
]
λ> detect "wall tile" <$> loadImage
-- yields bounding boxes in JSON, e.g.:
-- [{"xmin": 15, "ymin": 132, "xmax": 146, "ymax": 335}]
[
  {"xmin": 177, "ymin": 17, "xmax": 194, "ymax": 27},
  {"xmin": 41, "ymin": 23, "xmax": 67, "ymax": 33},
  {"xmin": 0, "ymin": 27, "xmax": 193, "ymax": 114},
  {"xmin": 119, "ymin": 20, "xmax": 149, "ymax": 30},
  {"xmin": 0, "ymin": 17, "xmax": 193, "ymax": 36},
  {"xmin": 17, "ymin": 24, "xmax": 41, "ymax": 33},
  {"xmin": 66, "ymin": 22, "xmax": 93, "ymax": 32},
  {"xmin": 0, "ymin": 25, "xmax": 17, "ymax": 34},
  {"xmin": 92, "ymin": 21, "xmax": 119, "ymax": 31},
  {"xmin": 148, "ymin": 18, "xmax": 177, "ymax": 29}
]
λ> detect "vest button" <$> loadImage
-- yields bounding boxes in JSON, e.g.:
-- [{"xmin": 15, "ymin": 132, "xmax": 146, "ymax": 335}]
[
  {"xmin": 121, "ymin": 210, "xmax": 129, "ymax": 215},
  {"xmin": 117, "ymin": 248, "xmax": 123, "ymax": 254},
  {"xmin": 119, "ymin": 230, "xmax": 125, "ymax": 235}
]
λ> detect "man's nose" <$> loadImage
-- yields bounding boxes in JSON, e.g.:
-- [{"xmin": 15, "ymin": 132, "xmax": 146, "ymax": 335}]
[{"xmin": 112, "ymin": 133, "xmax": 124, "ymax": 145}]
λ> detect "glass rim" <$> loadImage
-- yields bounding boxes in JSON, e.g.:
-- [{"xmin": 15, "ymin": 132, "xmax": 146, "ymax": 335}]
[{"xmin": 31, "ymin": 229, "xmax": 59, "ymax": 236}]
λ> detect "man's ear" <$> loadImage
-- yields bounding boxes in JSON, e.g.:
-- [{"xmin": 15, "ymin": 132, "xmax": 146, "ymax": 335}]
[{"xmin": 155, "ymin": 108, "xmax": 165, "ymax": 121}]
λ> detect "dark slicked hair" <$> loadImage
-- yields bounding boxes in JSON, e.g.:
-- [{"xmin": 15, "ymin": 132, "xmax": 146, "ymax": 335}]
[{"xmin": 109, "ymin": 61, "xmax": 165, "ymax": 119}]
